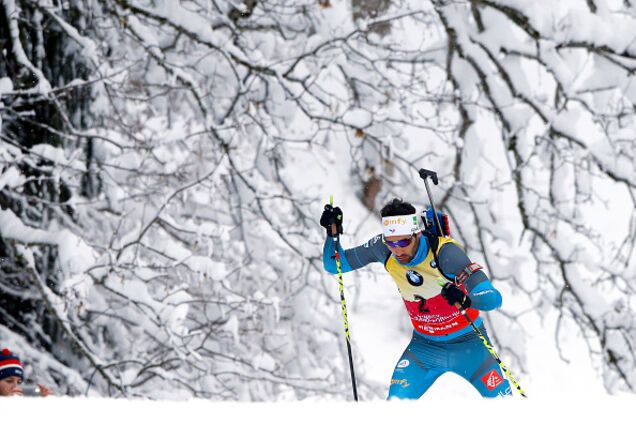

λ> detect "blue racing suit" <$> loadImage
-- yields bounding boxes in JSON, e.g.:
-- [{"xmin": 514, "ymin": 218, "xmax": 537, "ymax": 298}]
[{"xmin": 323, "ymin": 232, "xmax": 512, "ymax": 399}]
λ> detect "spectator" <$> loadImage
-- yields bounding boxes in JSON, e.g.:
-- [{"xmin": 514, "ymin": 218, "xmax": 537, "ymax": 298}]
[{"xmin": 0, "ymin": 348, "xmax": 52, "ymax": 397}]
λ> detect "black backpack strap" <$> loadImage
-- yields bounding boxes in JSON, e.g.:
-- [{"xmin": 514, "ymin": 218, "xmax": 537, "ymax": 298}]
[
  {"xmin": 423, "ymin": 230, "xmax": 439, "ymax": 256},
  {"xmin": 423, "ymin": 231, "xmax": 454, "ymax": 283}
]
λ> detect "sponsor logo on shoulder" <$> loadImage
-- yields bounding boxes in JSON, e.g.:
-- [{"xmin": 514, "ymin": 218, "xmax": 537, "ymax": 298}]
[{"xmin": 364, "ymin": 235, "xmax": 382, "ymax": 248}]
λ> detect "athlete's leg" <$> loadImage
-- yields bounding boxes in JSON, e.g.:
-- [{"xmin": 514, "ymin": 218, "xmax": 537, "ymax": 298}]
[
  {"xmin": 387, "ymin": 333, "xmax": 446, "ymax": 400},
  {"xmin": 463, "ymin": 354, "xmax": 512, "ymax": 397},
  {"xmin": 448, "ymin": 329, "xmax": 512, "ymax": 398}
]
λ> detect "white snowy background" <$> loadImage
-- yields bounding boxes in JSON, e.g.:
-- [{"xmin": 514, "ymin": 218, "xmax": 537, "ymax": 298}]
[{"xmin": 1, "ymin": 0, "xmax": 636, "ymax": 409}]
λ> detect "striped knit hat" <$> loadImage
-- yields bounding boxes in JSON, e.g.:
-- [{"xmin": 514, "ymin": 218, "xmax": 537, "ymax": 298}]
[{"xmin": 0, "ymin": 348, "xmax": 24, "ymax": 381}]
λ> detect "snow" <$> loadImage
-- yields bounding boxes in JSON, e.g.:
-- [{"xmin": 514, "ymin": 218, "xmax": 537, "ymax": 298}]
[
  {"xmin": 342, "ymin": 108, "xmax": 373, "ymax": 128},
  {"xmin": 2, "ymin": 0, "xmax": 52, "ymax": 93},
  {"xmin": 125, "ymin": 14, "xmax": 164, "ymax": 59},
  {"xmin": 0, "ymin": 208, "xmax": 56, "ymax": 244},
  {"xmin": 0, "ymin": 165, "xmax": 23, "ymax": 189},
  {"xmin": 3, "ymin": 393, "xmax": 636, "ymax": 424},
  {"xmin": 39, "ymin": 4, "xmax": 99, "ymax": 65},
  {"xmin": 0, "ymin": 76, "xmax": 13, "ymax": 94}
]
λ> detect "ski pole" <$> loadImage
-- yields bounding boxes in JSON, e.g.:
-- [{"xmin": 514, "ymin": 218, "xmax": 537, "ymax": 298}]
[
  {"xmin": 435, "ymin": 281, "xmax": 527, "ymax": 397},
  {"xmin": 329, "ymin": 195, "xmax": 359, "ymax": 401},
  {"xmin": 420, "ymin": 169, "xmax": 527, "ymax": 398},
  {"xmin": 452, "ymin": 298, "xmax": 527, "ymax": 398},
  {"xmin": 418, "ymin": 169, "xmax": 445, "ymax": 237}
]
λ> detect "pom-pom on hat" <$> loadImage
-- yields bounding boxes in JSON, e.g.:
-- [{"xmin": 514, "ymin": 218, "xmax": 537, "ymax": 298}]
[{"xmin": 0, "ymin": 348, "xmax": 24, "ymax": 381}]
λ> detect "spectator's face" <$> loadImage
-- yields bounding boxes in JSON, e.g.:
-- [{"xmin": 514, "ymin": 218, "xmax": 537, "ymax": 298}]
[{"xmin": 0, "ymin": 376, "xmax": 23, "ymax": 396}]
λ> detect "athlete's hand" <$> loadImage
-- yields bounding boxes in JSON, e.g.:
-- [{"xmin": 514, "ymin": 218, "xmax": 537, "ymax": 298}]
[
  {"xmin": 441, "ymin": 282, "xmax": 471, "ymax": 309},
  {"xmin": 320, "ymin": 204, "xmax": 343, "ymax": 237}
]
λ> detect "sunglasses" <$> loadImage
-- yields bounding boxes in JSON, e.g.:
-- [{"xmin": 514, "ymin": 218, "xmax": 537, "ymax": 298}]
[{"xmin": 383, "ymin": 234, "xmax": 414, "ymax": 248}]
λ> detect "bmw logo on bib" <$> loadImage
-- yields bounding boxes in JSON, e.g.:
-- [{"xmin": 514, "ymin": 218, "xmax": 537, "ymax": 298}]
[{"xmin": 406, "ymin": 270, "xmax": 424, "ymax": 286}]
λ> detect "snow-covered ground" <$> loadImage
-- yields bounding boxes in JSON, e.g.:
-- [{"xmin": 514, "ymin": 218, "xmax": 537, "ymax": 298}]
[{"xmin": 3, "ymin": 392, "xmax": 635, "ymax": 424}]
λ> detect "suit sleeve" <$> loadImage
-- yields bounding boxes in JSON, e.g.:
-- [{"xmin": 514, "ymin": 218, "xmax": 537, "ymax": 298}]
[
  {"xmin": 438, "ymin": 243, "xmax": 502, "ymax": 311},
  {"xmin": 323, "ymin": 234, "xmax": 390, "ymax": 275}
]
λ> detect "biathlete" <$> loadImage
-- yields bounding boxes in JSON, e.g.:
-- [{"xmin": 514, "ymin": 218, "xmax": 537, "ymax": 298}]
[{"xmin": 321, "ymin": 198, "xmax": 512, "ymax": 399}]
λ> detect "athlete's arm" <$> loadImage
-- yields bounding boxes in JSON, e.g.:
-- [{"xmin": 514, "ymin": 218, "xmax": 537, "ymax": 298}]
[
  {"xmin": 323, "ymin": 234, "xmax": 390, "ymax": 274},
  {"xmin": 438, "ymin": 243, "xmax": 502, "ymax": 311}
]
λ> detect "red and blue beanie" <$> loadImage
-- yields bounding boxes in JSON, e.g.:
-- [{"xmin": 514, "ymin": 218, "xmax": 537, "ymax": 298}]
[{"xmin": 0, "ymin": 348, "xmax": 24, "ymax": 381}]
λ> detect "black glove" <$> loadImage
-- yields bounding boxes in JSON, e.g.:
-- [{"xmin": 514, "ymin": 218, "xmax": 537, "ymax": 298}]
[
  {"xmin": 320, "ymin": 204, "xmax": 343, "ymax": 237},
  {"xmin": 441, "ymin": 282, "xmax": 472, "ymax": 309}
]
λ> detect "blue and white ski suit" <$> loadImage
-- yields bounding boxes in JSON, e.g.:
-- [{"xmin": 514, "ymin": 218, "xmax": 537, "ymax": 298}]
[{"xmin": 323, "ymin": 233, "xmax": 512, "ymax": 398}]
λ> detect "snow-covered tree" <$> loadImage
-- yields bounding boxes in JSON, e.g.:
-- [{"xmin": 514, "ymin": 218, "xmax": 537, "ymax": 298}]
[
  {"xmin": 1, "ymin": 0, "xmax": 634, "ymax": 399},
  {"xmin": 430, "ymin": 0, "xmax": 636, "ymax": 392}
]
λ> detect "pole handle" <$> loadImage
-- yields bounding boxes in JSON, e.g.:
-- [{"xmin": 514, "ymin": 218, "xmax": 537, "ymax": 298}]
[
  {"xmin": 328, "ymin": 195, "xmax": 339, "ymax": 238},
  {"xmin": 419, "ymin": 168, "xmax": 439, "ymax": 185},
  {"xmin": 419, "ymin": 168, "xmax": 444, "ymax": 238}
]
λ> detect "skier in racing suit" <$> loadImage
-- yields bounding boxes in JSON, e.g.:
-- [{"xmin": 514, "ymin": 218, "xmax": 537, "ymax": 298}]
[{"xmin": 321, "ymin": 198, "xmax": 512, "ymax": 399}]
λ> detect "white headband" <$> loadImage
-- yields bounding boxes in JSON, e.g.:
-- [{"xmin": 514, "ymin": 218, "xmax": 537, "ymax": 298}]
[{"xmin": 382, "ymin": 214, "xmax": 420, "ymax": 237}]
